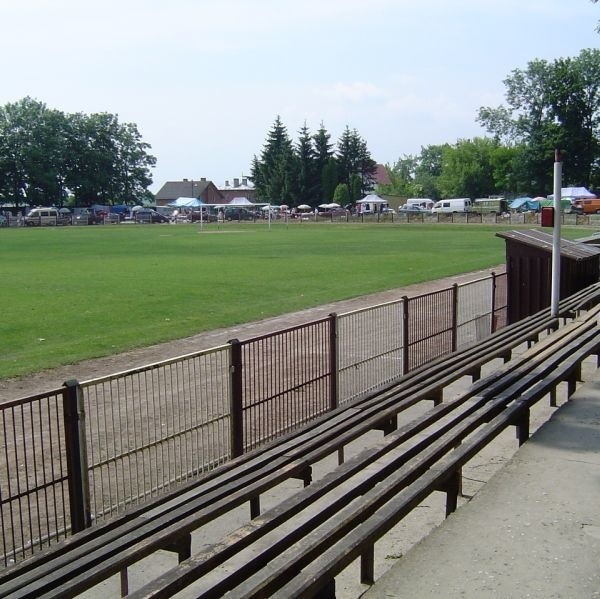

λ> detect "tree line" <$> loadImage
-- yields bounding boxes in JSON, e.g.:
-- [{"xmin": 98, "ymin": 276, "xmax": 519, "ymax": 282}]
[
  {"xmin": 250, "ymin": 116, "xmax": 377, "ymax": 207},
  {"xmin": 0, "ymin": 97, "xmax": 156, "ymax": 208},
  {"xmin": 1, "ymin": 48, "xmax": 596, "ymax": 210},
  {"xmin": 380, "ymin": 49, "xmax": 599, "ymax": 200}
]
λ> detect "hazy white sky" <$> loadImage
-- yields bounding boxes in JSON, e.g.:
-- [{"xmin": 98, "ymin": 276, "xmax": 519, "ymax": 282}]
[{"xmin": 2, "ymin": 0, "xmax": 598, "ymax": 191}]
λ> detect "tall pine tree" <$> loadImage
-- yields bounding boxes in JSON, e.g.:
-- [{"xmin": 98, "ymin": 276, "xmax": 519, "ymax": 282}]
[
  {"xmin": 295, "ymin": 122, "xmax": 317, "ymax": 206},
  {"xmin": 250, "ymin": 116, "xmax": 294, "ymax": 202}
]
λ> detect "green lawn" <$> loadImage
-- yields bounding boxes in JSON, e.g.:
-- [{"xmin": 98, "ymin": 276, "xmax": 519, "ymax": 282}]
[{"xmin": 0, "ymin": 222, "xmax": 593, "ymax": 379}]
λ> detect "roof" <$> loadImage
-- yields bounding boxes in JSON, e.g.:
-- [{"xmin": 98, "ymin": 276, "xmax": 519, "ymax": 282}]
[
  {"xmin": 496, "ymin": 230, "xmax": 600, "ymax": 261},
  {"xmin": 155, "ymin": 180, "xmax": 212, "ymax": 201},
  {"xmin": 374, "ymin": 164, "xmax": 391, "ymax": 186}
]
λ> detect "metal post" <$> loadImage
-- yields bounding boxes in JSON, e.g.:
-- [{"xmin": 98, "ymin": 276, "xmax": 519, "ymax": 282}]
[
  {"xmin": 228, "ymin": 339, "xmax": 244, "ymax": 458},
  {"xmin": 402, "ymin": 296, "xmax": 409, "ymax": 374},
  {"xmin": 451, "ymin": 283, "xmax": 458, "ymax": 352},
  {"xmin": 491, "ymin": 271, "xmax": 497, "ymax": 333},
  {"xmin": 328, "ymin": 313, "xmax": 338, "ymax": 411},
  {"xmin": 551, "ymin": 150, "xmax": 562, "ymax": 317},
  {"xmin": 62, "ymin": 380, "xmax": 91, "ymax": 533}
]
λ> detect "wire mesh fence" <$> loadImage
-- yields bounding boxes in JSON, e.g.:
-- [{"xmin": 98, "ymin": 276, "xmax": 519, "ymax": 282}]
[
  {"xmin": 235, "ymin": 317, "xmax": 334, "ymax": 453},
  {"xmin": 337, "ymin": 300, "xmax": 405, "ymax": 406},
  {"xmin": 0, "ymin": 271, "xmax": 507, "ymax": 567},
  {"xmin": 80, "ymin": 345, "xmax": 231, "ymax": 524},
  {"xmin": 0, "ymin": 389, "xmax": 70, "ymax": 567}
]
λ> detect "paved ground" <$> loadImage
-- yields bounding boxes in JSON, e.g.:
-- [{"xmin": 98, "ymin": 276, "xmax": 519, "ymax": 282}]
[{"xmin": 363, "ymin": 374, "xmax": 600, "ymax": 599}]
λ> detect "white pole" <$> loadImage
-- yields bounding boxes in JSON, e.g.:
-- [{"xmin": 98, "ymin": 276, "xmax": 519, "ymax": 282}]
[
  {"xmin": 268, "ymin": 203, "xmax": 271, "ymax": 230},
  {"xmin": 550, "ymin": 150, "xmax": 562, "ymax": 317}
]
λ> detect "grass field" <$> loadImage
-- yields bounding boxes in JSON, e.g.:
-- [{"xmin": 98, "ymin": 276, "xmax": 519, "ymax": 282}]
[{"xmin": 1, "ymin": 222, "xmax": 593, "ymax": 379}]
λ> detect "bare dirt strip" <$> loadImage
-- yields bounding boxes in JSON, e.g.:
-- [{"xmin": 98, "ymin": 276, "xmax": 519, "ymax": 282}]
[{"xmin": 0, "ymin": 266, "xmax": 503, "ymax": 402}]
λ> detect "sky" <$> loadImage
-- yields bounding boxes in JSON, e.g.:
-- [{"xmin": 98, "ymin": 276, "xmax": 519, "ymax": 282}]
[{"xmin": 1, "ymin": 0, "xmax": 598, "ymax": 193}]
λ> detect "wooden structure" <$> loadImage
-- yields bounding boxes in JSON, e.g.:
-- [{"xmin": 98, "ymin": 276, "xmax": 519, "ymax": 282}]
[{"xmin": 496, "ymin": 230, "xmax": 600, "ymax": 324}]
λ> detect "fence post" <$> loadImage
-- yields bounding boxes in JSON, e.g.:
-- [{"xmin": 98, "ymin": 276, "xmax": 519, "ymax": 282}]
[
  {"xmin": 491, "ymin": 271, "xmax": 497, "ymax": 333},
  {"xmin": 328, "ymin": 313, "xmax": 338, "ymax": 411},
  {"xmin": 402, "ymin": 296, "xmax": 409, "ymax": 374},
  {"xmin": 62, "ymin": 379, "xmax": 91, "ymax": 533},
  {"xmin": 451, "ymin": 284, "xmax": 458, "ymax": 352},
  {"xmin": 228, "ymin": 339, "xmax": 244, "ymax": 458}
]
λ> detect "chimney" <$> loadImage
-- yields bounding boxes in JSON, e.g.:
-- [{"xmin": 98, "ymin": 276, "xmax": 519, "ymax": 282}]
[
  {"xmin": 225, "ymin": 180, "xmax": 230, "ymax": 187},
  {"xmin": 201, "ymin": 177, "xmax": 206, "ymax": 182},
  {"xmin": 242, "ymin": 178, "xmax": 248, "ymax": 186},
  {"xmin": 234, "ymin": 178, "xmax": 239, "ymax": 187},
  {"xmin": 183, "ymin": 178, "xmax": 188, "ymax": 181}
]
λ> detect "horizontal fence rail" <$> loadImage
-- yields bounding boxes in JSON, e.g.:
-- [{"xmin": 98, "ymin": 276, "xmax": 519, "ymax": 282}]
[{"xmin": 0, "ymin": 271, "xmax": 507, "ymax": 567}]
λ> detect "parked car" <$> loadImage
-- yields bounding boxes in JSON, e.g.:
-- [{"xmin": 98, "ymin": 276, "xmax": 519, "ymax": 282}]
[
  {"xmin": 224, "ymin": 208, "xmax": 256, "ymax": 221},
  {"xmin": 317, "ymin": 208, "xmax": 347, "ymax": 218},
  {"xmin": 25, "ymin": 207, "xmax": 71, "ymax": 226},
  {"xmin": 134, "ymin": 209, "xmax": 170, "ymax": 223},
  {"xmin": 398, "ymin": 205, "xmax": 427, "ymax": 213},
  {"xmin": 189, "ymin": 210, "xmax": 217, "ymax": 222},
  {"xmin": 75, "ymin": 208, "xmax": 105, "ymax": 225},
  {"xmin": 431, "ymin": 198, "xmax": 473, "ymax": 213},
  {"xmin": 568, "ymin": 198, "xmax": 600, "ymax": 215}
]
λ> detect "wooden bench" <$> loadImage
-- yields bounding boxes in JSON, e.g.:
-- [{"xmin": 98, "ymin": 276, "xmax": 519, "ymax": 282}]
[
  {"xmin": 1, "ymin": 286, "xmax": 600, "ymax": 598},
  {"xmin": 127, "ymin": 306, "xmax": 600, "ymax": 598}
]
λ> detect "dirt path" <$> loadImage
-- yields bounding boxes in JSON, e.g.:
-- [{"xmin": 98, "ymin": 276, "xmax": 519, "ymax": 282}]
[{"xmin": 0, "ymin": 266, "xmax": 504, "ymax": 402}]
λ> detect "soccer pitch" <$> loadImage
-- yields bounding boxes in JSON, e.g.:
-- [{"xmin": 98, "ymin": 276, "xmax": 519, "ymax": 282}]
[{"xmin": 0, "ymin": 222, "xmax": 586, "ymax": 379}]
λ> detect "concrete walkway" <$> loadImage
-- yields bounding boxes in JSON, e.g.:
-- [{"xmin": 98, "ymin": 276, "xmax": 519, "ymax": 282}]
[{"xmin": 364, "ymin": 376, "xmax": 600, "ymax": 599}]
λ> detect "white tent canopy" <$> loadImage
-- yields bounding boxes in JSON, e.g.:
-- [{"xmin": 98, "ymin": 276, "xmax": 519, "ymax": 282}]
[
  {"xmin": 229, "ymin": 197, "xmax": 254, "ymax": 206},
  {"xmin": 169, "ymin": 197, "xmax": 206, "ymax": 208},
  {"xmin": 548, "ymin": 187, "xmax": 596, "ymax": 200},
  {"xmin": 357, "ymin": 194, "xmax": 386, "ymax": 204}
]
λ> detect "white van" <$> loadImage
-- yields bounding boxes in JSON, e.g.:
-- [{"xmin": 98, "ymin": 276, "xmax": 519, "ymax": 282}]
[
  {"xmin": 431, "ymin": 198, "xmax": 472, "ymax": 213},
  {"xmin": 406, "ymin": 198, "xmax": 434, "ymax": 211},
  {"xmin": 24, "ymin": 207, "xmax": 70, "ymax": 226}
]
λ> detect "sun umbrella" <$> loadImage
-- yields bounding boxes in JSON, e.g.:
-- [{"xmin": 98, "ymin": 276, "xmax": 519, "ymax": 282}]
[{"xmin": 298, "ymin": 204, "xmax": 311, "ymax": 210}]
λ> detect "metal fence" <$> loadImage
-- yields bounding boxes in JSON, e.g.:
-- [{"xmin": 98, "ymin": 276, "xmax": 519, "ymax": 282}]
[
  {"xmin": 232, "ymin": 317, "xmax": 335, "ymax": 454},
  {"xmin": 80, "ymin": 345, "xmax": 231, "ymax": 526},
  {"xmin": 0, "ymin": 271, "xmax": 507, "ymax": 567},
  {"xmin": 0, "ymin": 388, "xmax": 71, "ymax": 566},
  {"xmin": 337, "ymin": 300, "xmax": 404, "ymax": 405}
]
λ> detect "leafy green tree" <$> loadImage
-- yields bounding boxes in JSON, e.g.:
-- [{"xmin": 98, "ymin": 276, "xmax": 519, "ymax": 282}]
[
  {"xmin": 67, "ymin": 113, "xmax": 155, "ymax": 205},
  {"xmin": 0, "ymin": 98, "xmax": 155, "ymax": 207},
  {"xmin": 478, "ymin": 49, "xmax": 600, "ymax": 190},
  {"xmin": 378, "ymin": 155, "xmax": 418, "ymax": 197},
  {"xmin": 0, "ymin": 97, "xmax": 70, "ymax": 207},
  {"xmin": 437, "ymin": 138, "xmax": 499, "ymax": 199},
  {"xmin": 333, "ymin": 183, "xmax": 350, "ymax": 206}
]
